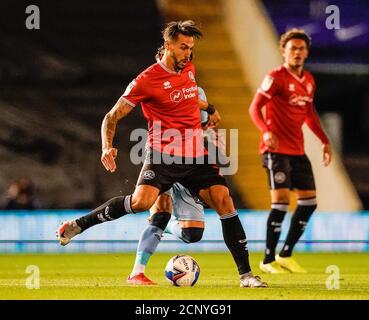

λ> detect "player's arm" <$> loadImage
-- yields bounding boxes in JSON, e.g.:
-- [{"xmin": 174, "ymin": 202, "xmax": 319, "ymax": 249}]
[
  {"xmin": 249, "ymin": 92, "xmax": 278, "ymax": 150},
  {"xmin": 305, "ymin": 103, "xmax": 332, "ymax": 166},
  {"xmin": 249, "ymin": 73, "xmax": 280, "ymax": 150},
  {"xmin": 101, "ymin": 97, "xmax": 134, "ymax": 172},
  {"xmin": 198, "ymin": 98, "xmax": 221, "ymax": 128}
]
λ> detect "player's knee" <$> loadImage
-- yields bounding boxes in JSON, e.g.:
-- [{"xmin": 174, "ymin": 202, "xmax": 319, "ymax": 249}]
[
  {"xmin": 212, "ymin": 194, "xmax": 234, "ymax": 212},
  {"xmin": 181, "ymin": 227, "xmax": 204, "ymax": 243},
  {"xmin": 151, "ymin": 194, "xmax": 172, "ymax": 213},
  {"xmin": 104, "ymin": 196, "xmax": 127, "ymax": 218},
  {"xmin": 150, "ymin": 212, "xmax": 171, "ymax": 231}
]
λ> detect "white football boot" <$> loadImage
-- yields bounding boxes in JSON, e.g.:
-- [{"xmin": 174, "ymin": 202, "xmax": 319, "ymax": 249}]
[
  {"xmin": 57, "ymin": 220, "xmax": 81, "ymax": 246},
  {"xmin": 240, "ymin": 272, "xmax": 268, "ymax": 288}
]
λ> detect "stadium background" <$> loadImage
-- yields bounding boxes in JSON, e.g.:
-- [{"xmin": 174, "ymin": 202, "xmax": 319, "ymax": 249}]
[{"xmin": 0, "ymin": 0, "xmax": 369, "ymax": 267}]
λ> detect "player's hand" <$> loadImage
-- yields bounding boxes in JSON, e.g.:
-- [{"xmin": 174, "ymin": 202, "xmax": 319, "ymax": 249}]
[
  {"xmin": 101, "ymin": 147, "xmax": 118, "ymax": 172},
  {"xmin": 263, "ymin": 131, "xmax": 278, "ymax": 150},
  {"xmin": 322, "ymin": 143, "xmax": 332, "ymax": 166},
  {"xmin": 208, "ymin": 110, "xmax": 221, "ymax": 128}
]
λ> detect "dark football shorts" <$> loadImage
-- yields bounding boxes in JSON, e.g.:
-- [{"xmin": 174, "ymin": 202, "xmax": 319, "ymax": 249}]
[
  {"xmin": 136, "ymin": 149, "xmax": 228, "ymax": 196},
  {"xmin": 261, "ymin": 152, "xmax": 316, "ymax": 190}
]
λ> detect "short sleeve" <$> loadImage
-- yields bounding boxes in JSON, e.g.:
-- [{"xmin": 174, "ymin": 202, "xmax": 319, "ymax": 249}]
[
  {"xmin": 120, "ymin": 76, "xmax": 148, "ymax": 107},
  {"xmin": 257, "ymin": 71, "xmax": 280, "ymax": 100},
  {"xmin": 198, "ymin": 86, "xmax": 207, "ymax": 101}
]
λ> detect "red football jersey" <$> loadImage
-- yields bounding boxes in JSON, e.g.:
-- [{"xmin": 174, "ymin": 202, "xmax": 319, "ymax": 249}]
[
  {"xmin": 254, "ymin": 64, "xmax": 328, "ymax": 155},
  {"xmin": 121, "ymin": 60, "xmax": 204, "ymax": 158}
]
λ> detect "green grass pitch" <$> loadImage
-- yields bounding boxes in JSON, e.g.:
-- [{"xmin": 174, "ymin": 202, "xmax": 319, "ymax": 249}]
[{"xmin": 1, "ymin": 252, "xmax": 369, "ymax": 300}]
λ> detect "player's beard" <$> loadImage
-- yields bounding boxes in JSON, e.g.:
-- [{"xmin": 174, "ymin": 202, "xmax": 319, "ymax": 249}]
[{"xmin": 172, "ymin": 53, "xmax": 188, "ymax": 72}]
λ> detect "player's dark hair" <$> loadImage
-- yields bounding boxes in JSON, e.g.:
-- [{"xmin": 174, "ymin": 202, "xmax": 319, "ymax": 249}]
[
  {"xmin": 280, "ymin": 28, "xmax": 311, "ymax": 50},
  {"xmin": 155, "ymin": 45, "xmax": 193, "ymax": 61},
  {"xmin": 162, "ymin": 20, "xmax": 203, "ymax": 42},
  {"xmin": 155, "ymin": 45, "xmax": 165, "ymax": 60}
]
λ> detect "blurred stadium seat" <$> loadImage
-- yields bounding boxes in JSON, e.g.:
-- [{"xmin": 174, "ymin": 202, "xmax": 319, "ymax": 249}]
[{"xmin": 0, "ymin": 0, "xmax": 163, "ymax": 208}]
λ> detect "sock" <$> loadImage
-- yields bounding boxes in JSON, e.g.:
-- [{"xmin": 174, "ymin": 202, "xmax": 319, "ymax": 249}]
[
  {"xmin": 130, "ymin": 225, "xmax": 163, "ymax": 277},
  {"xmin": 280, "ymin": 198, "xmax": 317, "ymax": 257},
  {"xmin": 76, "ymin": 195, "xmax": 133, "ymax": 232},
  {"xmin": 131, "ymin": 251, "xmax": 151, "ymax": 276},
  {"xmin": 220, "ymin": 212, "xmax": 251, "ymax": 275},
  {"xmin": 263, "ymin": 204, "xmax": 287, "ymax": 264},
  {"xmin": 130, "ymin": 212, "xmax": 171, "ymax": 277}
]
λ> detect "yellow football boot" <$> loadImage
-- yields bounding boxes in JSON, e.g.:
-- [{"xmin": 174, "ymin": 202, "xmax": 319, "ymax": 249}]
[
  {"xmin": 259, "ymin": 260, "xmax": 289, "ymax": 274},
  {"xmin": 275, "ymin": 255, "xmax": 307, "ymax": 273}
]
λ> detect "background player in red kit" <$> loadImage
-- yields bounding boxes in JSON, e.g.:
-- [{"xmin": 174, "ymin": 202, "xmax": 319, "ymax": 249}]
[
  {"xmin": 249, "ymin": 29, "xmax": 332, "ymax": 274},
  {"xmin": 58, "ymin": 20, "xmax": 267, "ymax": 287}
]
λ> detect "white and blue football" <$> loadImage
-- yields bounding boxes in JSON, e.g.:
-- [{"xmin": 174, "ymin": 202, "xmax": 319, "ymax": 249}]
[{"xmin": 164, "ymin": 255, "xmax": 200, "ymax": 287}]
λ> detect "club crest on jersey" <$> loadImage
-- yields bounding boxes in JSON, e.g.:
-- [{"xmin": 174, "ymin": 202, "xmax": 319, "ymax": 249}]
[
  {"xmin": 261, "ymin": 75, "xmax": 273, "ymax": 91},
  {"xmin": 288, "ymin": 83, "xmax": 295, "ymax": 91},
  {"xmin": 306, "ymin": 83, "xmax": 313, "ymax": 94},
  {"xmin": 274, "ymin": 172, "xmax": 286, "ymax": 184},
  {"xmin": 188, "ymin": 71, "xmax": 195, "ymax": 82},
  {"xmin": 170, "ymin": 90, "xmax": 183, "ymax": 103},
  {"xmin": 142, "ymin": 170, "xmax": 156, "ymax": 180},
  {"xmin": 163, "ymin": 81, "xmax": 172, "ymax": 89}
]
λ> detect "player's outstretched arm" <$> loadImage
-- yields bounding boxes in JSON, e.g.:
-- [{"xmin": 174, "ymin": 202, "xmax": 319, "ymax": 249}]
[{"xmin": 101, "ymin": 97, "xmax": 134, "ymax": 172}]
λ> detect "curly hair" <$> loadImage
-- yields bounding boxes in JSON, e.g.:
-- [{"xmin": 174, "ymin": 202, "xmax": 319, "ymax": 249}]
[{"xmin": 280, "ymin": 28, "xmax": 311, "ymax": 50}]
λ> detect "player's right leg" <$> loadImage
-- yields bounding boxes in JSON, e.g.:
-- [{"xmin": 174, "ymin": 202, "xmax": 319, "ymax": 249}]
[
  {"xmin": 259, "ymin": 152, "xmax": 291, "ymax": 273},
  {"xmin": 259, "ymin": 189, "xmax": 290, "ymax": 273},
  {"xmin": 57, "ymin": 185, "xmax": 159, "ymax": 246}
]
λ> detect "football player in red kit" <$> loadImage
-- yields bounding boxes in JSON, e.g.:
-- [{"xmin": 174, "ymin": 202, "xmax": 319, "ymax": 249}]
[
  {"xmin": 58, "ymin": 20, "xmax": 267, "ymax": 288},
  {"xmin": 249, "ymin": 29, "xmax": 332, "ymax": 274}
]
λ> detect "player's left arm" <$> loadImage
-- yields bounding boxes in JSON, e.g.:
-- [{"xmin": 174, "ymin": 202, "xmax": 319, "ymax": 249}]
[
  {"xmin": 305, "ymin": 103, "xmax": 332, "ymax": 166},
  {"xmin": 198, "ymin": 98, "xmax": 221, "ymax": 128}
]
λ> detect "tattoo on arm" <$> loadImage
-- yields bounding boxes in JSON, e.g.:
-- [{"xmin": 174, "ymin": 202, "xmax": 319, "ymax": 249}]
[{"xmin": 101, "ymin": 97, "xmax": 133, "ymax": 150}]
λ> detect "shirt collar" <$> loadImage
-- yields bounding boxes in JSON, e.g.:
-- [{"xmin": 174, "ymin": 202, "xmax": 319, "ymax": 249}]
[
  {"xmin": 157, "ymin": 59, "xmax": 182, "ymax": 75},
  {"xmin": 283, "ymin": 63, "xmax": 306, "ymax": 83}
]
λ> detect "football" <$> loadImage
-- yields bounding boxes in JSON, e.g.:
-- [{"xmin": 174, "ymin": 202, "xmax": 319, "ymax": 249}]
[{"xmin": 164, "ymin": 255, "xmax": 200, "ymax": 287}]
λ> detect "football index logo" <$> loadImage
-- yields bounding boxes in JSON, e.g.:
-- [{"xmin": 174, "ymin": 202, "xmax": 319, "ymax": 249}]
[
  {"xmin": 289, "ymin": 94, "xmax": 312, "ymax": 107},
  {"xmin": 170, "ymin": 90, "xmax": 183, "ymax": 103}
]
